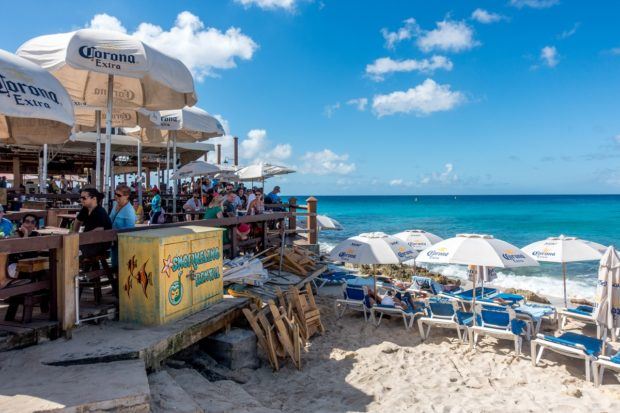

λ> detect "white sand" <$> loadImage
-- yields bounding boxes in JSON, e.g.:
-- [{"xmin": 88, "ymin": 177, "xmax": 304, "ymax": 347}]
[{"xmin": 242, "ymin": 293, "xmax": 620, "ymax": 413}]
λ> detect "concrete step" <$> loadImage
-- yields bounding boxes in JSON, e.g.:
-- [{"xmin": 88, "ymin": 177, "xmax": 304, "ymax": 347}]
[
  {"xmin": 149, "ymin": 370, "xmax": 204, "ymax": 413},
  {"xmin": 167, "ymin": 368, "xmax": 280, "ymax": 413}
]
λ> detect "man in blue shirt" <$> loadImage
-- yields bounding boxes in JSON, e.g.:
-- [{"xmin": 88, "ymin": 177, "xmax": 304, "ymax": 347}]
[
  {"xmin": 0, "ymin": 206, "xmax": 13, "ymax": 237},
  {"xmin": 265, "ymin": 186, "xmax": 284, "ymax": 211}
]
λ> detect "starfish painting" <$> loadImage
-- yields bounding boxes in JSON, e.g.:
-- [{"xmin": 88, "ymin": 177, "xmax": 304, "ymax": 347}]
[{"xmin": 161, "ymin": 255, "xmax": 173, "ymax": 278}]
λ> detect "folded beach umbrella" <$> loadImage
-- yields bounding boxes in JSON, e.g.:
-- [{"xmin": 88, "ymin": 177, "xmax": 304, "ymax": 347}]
[
  {"xmin": 329, "ymin": 232, "xmax": 418, "ymax": 294},
  {"xmin": 18, "ymin": 28, "xmax": 197, "ymax": 201},
  {"xmin": 0, "ymin": 49, "xmax": 74, "ymax": 145},
  {"xmin": 417, "ymin": 234, "xmax": 538, "ymax": 324},
  {"xmin": 170, "ymin": 161, "xmax": 222, "ymax": 180},
  {"xmin": 522, "ymin": 235, "xmax": 606, "ymax": 308},
  {"xmin": 393, "ymin": 229, "xmax": 443, "ymax": 252},
  {"xmin": 593, "ymin": 246, "xmax": 620, "ymax": 341}
]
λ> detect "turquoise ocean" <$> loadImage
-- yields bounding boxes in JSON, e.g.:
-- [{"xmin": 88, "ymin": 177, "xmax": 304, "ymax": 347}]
[{"xmin": 288, "ymin": 195, "xmax": 620, "ymax": 301}]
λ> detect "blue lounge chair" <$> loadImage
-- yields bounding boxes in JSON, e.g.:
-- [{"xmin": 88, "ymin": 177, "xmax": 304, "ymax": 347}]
[
  {"xmin": 315, "ymin": 271, "xmax": 357, "ymax": 290},
  {"xmin": 594, "ymin": 350, "xmax": 620, "ymax": 386},
  {"xmin": 470, "ymin": 303, "xmax": 529, "ymax": 355},
  {"xmin": 557, "ymin": 305, "xmax": 603, "ymax": 336},
  {"xmin": 532, "ymin": 332, "xmax": 603, "ymax": 382},
  {"xmin": 417, "ymin": 299, "xmax": 474, "ymax": 342},
  {"xmin": 334, "ymin": 285, "xmax": 372, "ymax": 321}
]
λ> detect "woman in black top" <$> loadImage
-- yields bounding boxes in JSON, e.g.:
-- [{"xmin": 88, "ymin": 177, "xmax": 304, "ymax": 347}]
[{"xmin": 74, "ymin": 188, "xmax": 112, "ymax": 257}]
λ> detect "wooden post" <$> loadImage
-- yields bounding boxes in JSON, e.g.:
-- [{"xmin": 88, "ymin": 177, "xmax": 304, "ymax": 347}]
[
  {"xmin": 12, "ymin": 156, "xmax": 21, "ymax": 188},
  {"xmin": 261, "ymin": 221, "xmax": 268, "ymax": 250},
  {"xmin": 55, "ymin": 234, "xmax": 79, "ymax": 335},
  {"xmin": 233, "ymin": 137, "xmax": 239, "ymax": 166},
  {"xmin": 306, "ymin": 196, "xmax": 317, "ymax": 245},
  {"xmin": 288, "ymin": 196, "xmax": 297, "ymax": 233},
  {"xmin": 145, "ymin": 167, "xmax": 151, "ymax": 189},
  {"xmin": 47, "ymin": 209, "xmax": 59, "ymax": 228},
  {"xmin": 230, "ymin": 226, "xmax": 239, "ymax": 258},
  {"xmin": 217, "ymin": 144, "xmax": 222, "ymax": 165}
]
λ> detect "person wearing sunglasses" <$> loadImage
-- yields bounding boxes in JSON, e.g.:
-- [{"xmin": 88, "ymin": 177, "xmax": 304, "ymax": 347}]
[
  {"xmin": 183, "ymin": 191, "xmax": 203, "ymax": 221},
  {"xmin": 15, "ymin": 213, "xmax": 40, "ymax": 238},
  {"xmin": 74, "ymin": 188, "xmax": 112, "ymax": 258},
  {"xmin": 109, "ymin": 184, "xmax": 136, "ymax": 267}
]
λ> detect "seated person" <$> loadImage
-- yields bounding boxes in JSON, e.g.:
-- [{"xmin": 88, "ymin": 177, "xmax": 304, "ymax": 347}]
[
  {"xmin": 378, "ymin": 290, "xmax": 409, "ymax": 310},
  {"xmin": 14, "ymin": 213, "xmax": 40, "ymax": 238},
  {"xmin": 183, "ymin": 191, "xmax": 203, "ymax": 219},
  {"xmin": 0, "ymin": 206, "xmax": 14, "ymax": 237},
  {"xmin": 133, "ymin": 199, "xmax": 144, "ymax": 224},
  {"xmin": 73, "ymin": 188, "xmax": 112, "ymax": 258},
  {"xmin": 264, "ymin": 186, "xmax": 285, "ymax": 211},
  {"xmin": 222, "ymin": 191, "xmax": 237, "ymax": 218}
]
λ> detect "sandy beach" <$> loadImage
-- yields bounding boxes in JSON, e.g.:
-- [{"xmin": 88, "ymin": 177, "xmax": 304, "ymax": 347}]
[{"xmin": 240, "ymin": 292, "xmax": 620, "ymax": 413}]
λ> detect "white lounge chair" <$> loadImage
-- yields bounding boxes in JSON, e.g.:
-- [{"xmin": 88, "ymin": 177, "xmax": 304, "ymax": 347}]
[
  {"xmin": 469, "ymin": 303, "xmax": 529, "ymax": 355},
  {"xmin": 417, "ymin": 299, "xmax": 474, "ymax": 342},
  {"xmin": 531, "ymin": 331, "xmax": 603, "ymax": 382},
  {"xmin": 334, "ymin": 285, "xmax": 371, "ymax": 322},
  {"xmin": 371, "ymin": 295, "xmax": 425, "ymax": 331},
  {"xmin": 593, "ymin": 350, "xmax": 620, "ymax": 386}
]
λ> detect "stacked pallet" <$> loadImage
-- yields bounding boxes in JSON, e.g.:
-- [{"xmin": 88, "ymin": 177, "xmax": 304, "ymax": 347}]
[{"xmin": 261, "ymin": 246, "xmax": 320, "ymax": 277}]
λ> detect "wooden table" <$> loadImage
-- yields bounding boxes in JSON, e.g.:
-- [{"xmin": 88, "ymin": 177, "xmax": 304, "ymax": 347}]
[
  {"xmin": 37, "ymin": 227, "xmax": 71, "ymax": 236},
  {"xmin": 57, "ymin": 213, "xmax": 77, "ymax": 229}
]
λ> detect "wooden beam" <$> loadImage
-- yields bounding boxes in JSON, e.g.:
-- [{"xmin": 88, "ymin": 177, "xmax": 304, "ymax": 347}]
[
  {"xmin": 55, "ymin": 234, "xmax": 79, "ymax": 334},
  {"xmin": 306, "ymin": 196, "xmax": 318, "ymax": 245}
]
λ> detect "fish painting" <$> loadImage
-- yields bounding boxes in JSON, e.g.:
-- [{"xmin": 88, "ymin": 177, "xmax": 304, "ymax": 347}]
[{"xmin": 123, "ymin": 255, "xmax": 153, "ymax": 299}]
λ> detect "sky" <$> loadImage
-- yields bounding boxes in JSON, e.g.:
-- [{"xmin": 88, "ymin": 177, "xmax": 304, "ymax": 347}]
[{"xmin": 3, "ymin": 0, "xmax": 620, "ymax": 195}]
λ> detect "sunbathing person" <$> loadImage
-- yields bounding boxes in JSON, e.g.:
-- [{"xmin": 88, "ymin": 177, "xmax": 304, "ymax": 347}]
[{"xmin": 379, "ymin": 290, "xmax": 409, "ymax": 310}]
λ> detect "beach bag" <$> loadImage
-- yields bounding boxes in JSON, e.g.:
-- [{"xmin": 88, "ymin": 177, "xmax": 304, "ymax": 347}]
[{"xmin": 156, "ymin": 211, "xmax": 166, "ymax": 224}]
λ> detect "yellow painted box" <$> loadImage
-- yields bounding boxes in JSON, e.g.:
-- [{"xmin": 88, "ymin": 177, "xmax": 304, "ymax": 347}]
[{"xmin": 118, "ymin": 226, "xmax": 224, "ymax": 325}]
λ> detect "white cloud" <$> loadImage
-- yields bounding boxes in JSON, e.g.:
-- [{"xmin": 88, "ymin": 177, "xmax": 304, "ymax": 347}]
[
  {"xmin": 235, "ymin": 0, "xmax": 297, "ymax": 11},
  {"xmin": 389, "ymin": 179, "xmax": 403, "ymax": 186},
  {"xmin": 366, "ymin": 56, "xmax": 453, "ymax": 81},
  {"xmin": 236, "ymin": 128, "xmax": 292, "ymax": 162},
  {"xmin": 540, "ymin": 46, "xmax": 559, "ymax": 67},
  {"xmin": 558, "ymin": 22, "xmax": 580, "ymax": 39},
  {"xmin": 417, "ymin": 20, "xmax": 478, "ymax": 53},
  {"xmin": 372, "ymin": 79, "xmax": 465, "ymax": 117},
  {"xmin": 346, "ymin": 98, "xmax": 368, "ymax": 111},
  {"xmin": 300, "ymin": 149, "xmax": 356, "ymax": 175},
  {"xmin": 381, "ymin": 18, "xmax": 419, "ymax": 50},
  {"xmin": 205, "ymin": 114, "xmax": 233, "ymax": 163},
  {"xmin": 86, "ymin": 12, "xmax": 258, "ymax": 81},
  {"xmin": 471, "ymin": 9, "xmax": 505, "ymax": 24},
  {"xmin": 88, "ymin": 14, "xmax": 127, "ymax": 33},
  {"xmin": 420, "ymin": 163, "xmax": 458, "ymax": 185},
  {"xmin": 324, "ymin": 102, "xmax": 341, "ymax": 118},
  {"xmin": 510, "ymin": 0, "xmax": 559, "ymax": 8}
]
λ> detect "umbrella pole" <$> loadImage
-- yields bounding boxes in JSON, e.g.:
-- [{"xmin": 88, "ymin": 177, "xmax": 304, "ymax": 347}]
[
  {"xmin": 373, "ymin": 274, "xmax": 377, "ymax": 306},
  {"xmin": 137, "ymin": 139, "xmax": 142, "ymax": 206},
  {"xmin": 172, "ymin": 131, "xmax": 177, "ymax": 214},
  {"xmin": 165, "ymin": 139, "xmax": 170, "ymax": 189},
  {"xmin": 103, "ymin": 74, "xmax": 114, "ymax": 208},
  {"xmin": 41, "ymin": 144, "xmax": 48, "ymax": 194},
  {"xmin": 95, "ymin": 110, "xmax": 101, "ymax": 191},
  {"xmin": 562, "ymin": 262, "xmax": 568, "ymax": 308}
]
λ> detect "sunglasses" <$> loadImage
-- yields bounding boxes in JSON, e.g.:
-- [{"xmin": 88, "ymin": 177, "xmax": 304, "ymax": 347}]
[
  {"xmin": 24, "ymin": 219, "xmax": 36, "ymax": 224},
  {"xmin": 80, "ymin": 196, "xmax": 90, "ymax": 200}
]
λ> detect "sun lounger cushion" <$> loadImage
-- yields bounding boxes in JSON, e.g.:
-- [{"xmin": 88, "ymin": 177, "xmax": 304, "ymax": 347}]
[
  {"xmin": 542, "ymin": 332, "xmax": 602, "ymax": 356},
  {"xmin": 478, "ymin": 310, "xmax": 527, "ymax": 335},
  {"xmin": 412, "ymin": 276, "xmax": 444, "ymax": 295},
  {"xmin": 610, "ymin": 352, "xmax": 620, "ymax": 364},
  {"xmin": 456, "ymin": 311, "xmax": 475, "ymax": 326},
  {"xmin": 515, "ymin": 303, "xmax": 555, "ymax": 322},
  {"xmin": 566, "ymin": 306, "xmax": 594, "ymax": 316},
  {"xmin": 452, "ymin": 287, "xmax": 498, "ymax": 300},
  {"xmin": 493, "ymin": 292, "xmax": 524, "ymax": 304},
  {"xmin": 343, "ymin": 287, "xmax": 372, "ymax": 308}
]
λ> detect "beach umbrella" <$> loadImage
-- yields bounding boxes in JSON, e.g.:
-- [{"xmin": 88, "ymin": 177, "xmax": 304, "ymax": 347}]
[
  {"xmin": 522, "ymin": 235, "xmax": 606, "ymax": 308},
  {"xmin": 170, "ymin": 161, "xmax": 221, "ymax": 180},
  {"xmin": 417, "ymin": 234, "xmax": 539, "ymax": 328},
  {"xmin": 393, "ymin": 229, "xmax": 443, "ymax": 251},
  {"xmin": 593, "ymin": 246, "xmax": 620, "ymax": 341},
  {"xmin": 316, "ymin": 215, "xmax": 343, "ymax": 231},
  {"xmin": 18, "ymin": 28, "xmax": 196, "ymax": 202},
  {"xmin": 127, "ymin": 106, "xmax": 224, "ymax": 213},
  {"xmin": 329, "ymin": 232, "xmax": 418, "ymax": 296},
  {"xmin": 236, "ymin": 162, "xmax": 295, "ymax": 182},
  {"xmin": 0, "ymin": 49, "xmax": 74, "ymax": 191}
]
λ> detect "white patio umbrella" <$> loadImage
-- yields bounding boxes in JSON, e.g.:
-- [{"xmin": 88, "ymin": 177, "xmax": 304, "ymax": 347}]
[
  {"xmin": 417, "ymin": 234, "xmax": 539, "ymax": 326},
  {"xmin": 236, "ymin": 162, "xmax": 295, "ymax": 182},
  {"xmin": 593, "ymin": 246, "xmax": 620, "ymax": 341},
  {"xmin": 18, "ymin": 28, "xmax": 196, "ymax": 202},
  {"xmin": 393, "ymin": 229, "xmax": 444, "ymax": 251},
  {"xmin": 329, "ymin": 232, "xmax": 418, "ymax": 296},
  {"xmin": 170, "ymin": 161, "xmax": 221, "ymax": 180},
  {"xmin": 522, "ymin": 235, "xmax": 606, "ymax": 308},
  {"xmin": 129, "ymin": 106, "xmax": 224, "ymax": 213},
  {"xmin": 316, "ymin": 215, "xmax": 343, "ymax": 231},
  {"xmin": 0, "ymin": 49, "xmax": 74, "ymax": 191}
]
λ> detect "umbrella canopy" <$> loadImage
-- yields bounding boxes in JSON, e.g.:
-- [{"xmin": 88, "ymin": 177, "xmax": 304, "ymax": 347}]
[
  {"xmin": 17, "ymin": 29, "xmax": 196, "ymax": 110},
  {"xmin": 0, "ymin": 49, "xmax": 74, "ymax": 145},
  {"xmin": 329, "ymin": 232, "xmax": 418, "ymax": 265},
  {"xmin": 127, "ymin": 106, "xmax": 225, "ymax": 143},
  {"xmin": 417, "ymin": 233, "xmax": 539, "ymax": 268},
  {"xmin": 593, "ymin": 246, "xmax": 620, "ymax": 340},
  {"xmin": 393, "ymin": 229, "xmax": 443, "ymax": 252},
  {"xmin": 236, "ymin": 162, "xmax": 295, "ymax": 181},
  {"xmin": 74, "ymin": 106, "xmax": 154, "ymax": 130},
  {"xmin": 316, "ymin": 215, "xmax": 343, "ymax": 231},
  {"xmin": 521, "ymin": 235, "xmax": 606, "ymax": 263},
  {"xmin": 171, "ymin": 161, "xmax": 222, "ymax": 180},
  {"xmin": 522, "ymin": 235, "xmax": 606, "ymax": 307}
]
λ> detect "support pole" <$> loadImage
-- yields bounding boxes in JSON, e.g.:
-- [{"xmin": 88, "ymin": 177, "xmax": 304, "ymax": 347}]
[
  {"xmin": 165, "ymin": 139, "xmax": 170, "ymax": 190},
  {"xmin": 103, "ymin": 74, "xmax": 114, "ymax": 207},
  {"xmin": 562, "ymin": 262, "xmax": 568, "ymax": 309},
  {"xmin": 12, "ymin": 156, "xmax": 21, "ymax": 188},
  {"xmin": 137, "ymin": 139, "xmax": 142, "ymax": 206},
  {"xmin": 42, "ymin": 144, "xmax": 48, "ymax": 194},
  {"xmin": 95, "ymin": 109, "xmax": 101, "ymax": 190},
  {"xmin": 306, "ymin": 196, "xmax": 317, "ymax": 245},
  {"xmin": 217, "ymin": 144, "xmax": 222, "ymax": 165},
  {"xmin": 233, "ymin": 136, "xmax": 239, "ymax": 167},
  {"xmin": 172, "ymin": 130, "xmax": 178, "ymax": 214}
]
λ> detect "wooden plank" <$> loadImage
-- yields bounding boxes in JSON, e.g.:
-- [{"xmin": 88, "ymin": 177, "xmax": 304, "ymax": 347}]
[{"xmin": 56, "ymin": 234, "xmax": 79, "ymax": 333}]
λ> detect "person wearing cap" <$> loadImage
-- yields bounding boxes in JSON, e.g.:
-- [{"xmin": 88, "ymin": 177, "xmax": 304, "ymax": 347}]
[
  {"xmin": 0, "ymin": 206, "xmax": 13, "ymax": 237},
  {"xmin": 235, "ymin": 223, "xmax": 251, "ymax": 241}
]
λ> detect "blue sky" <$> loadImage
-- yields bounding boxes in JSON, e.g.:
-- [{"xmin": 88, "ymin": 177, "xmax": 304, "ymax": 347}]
[{"xmin": 4, "ymin": 0, "xmax": 620, "ymax": 195}]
